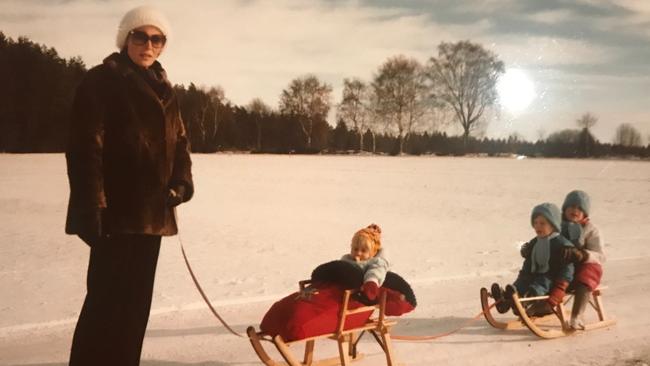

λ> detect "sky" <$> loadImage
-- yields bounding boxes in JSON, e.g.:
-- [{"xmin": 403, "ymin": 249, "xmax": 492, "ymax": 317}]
[{"xmin": 1, "ymin": 0, "xmax": 649, "ymax": 142}]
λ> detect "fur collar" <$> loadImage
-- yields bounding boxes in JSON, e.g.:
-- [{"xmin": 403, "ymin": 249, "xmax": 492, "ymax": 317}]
[{"xmin": 102, "ymin": 52, "xmax": 174, "ymax": 108}]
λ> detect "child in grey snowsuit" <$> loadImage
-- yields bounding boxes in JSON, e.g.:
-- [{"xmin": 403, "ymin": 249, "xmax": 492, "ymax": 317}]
[
  {"xmin": 559, "ymin": 190, "xmax": 605, "ymax": 330},
  {"xmin": 341, "ymin": 224, "xmax": 390, "ymax": 301},
  {"xmin": 493, "ymin": 203, "xmax": 575, "ymax": 315}
]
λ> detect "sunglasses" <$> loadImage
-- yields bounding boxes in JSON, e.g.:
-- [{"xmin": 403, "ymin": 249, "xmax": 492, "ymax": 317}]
[{"xmin": 128, "ymin": 30, "xmax": 166, "ymax": 48}]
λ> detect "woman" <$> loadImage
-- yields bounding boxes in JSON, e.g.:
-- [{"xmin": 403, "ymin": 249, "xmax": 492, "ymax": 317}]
[{"xmin": 65, "ymin": 5, "xmax": 193, "ymax": 365}]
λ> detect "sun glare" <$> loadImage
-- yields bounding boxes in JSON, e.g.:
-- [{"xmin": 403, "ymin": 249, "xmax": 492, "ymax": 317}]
[{"xmin": 497, "ymin": 68, "xmax": 535, "ymax": 114}]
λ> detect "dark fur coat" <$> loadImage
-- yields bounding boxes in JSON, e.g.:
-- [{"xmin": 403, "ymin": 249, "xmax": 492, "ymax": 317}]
[{"xmin": 65, "ymin": 52, "xmax": 193, "ymax": 236}]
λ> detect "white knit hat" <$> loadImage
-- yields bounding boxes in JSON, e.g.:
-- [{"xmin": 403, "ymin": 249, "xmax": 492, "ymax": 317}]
[{"xmin": 116, "ymin": 5, "xmax": 171, "ymax": 50}]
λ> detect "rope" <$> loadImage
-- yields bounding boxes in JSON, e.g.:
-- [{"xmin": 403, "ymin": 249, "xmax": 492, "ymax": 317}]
[
  {"xmin": 176, "ymin": 209, "xmax": 244, "ymax": 338},
  {"xmin": 391, "ymin": 301, "xmax": 498, "ymax": 341}
]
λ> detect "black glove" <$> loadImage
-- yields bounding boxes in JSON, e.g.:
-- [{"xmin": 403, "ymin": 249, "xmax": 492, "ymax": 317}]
[
  {"xmin": 167, "ymin": 184, "xmax": 186, "ymax": 207},
  {"xmin": 520, "ymin": 241, "xmax": 533, "ymax": 258},
  {"xmin": 78, "ymin": 208, "xmax": 105, "ymax": 247},
  {"xmin": 561, "ymin": 246, "xmax": 588, "ymax": 264}
]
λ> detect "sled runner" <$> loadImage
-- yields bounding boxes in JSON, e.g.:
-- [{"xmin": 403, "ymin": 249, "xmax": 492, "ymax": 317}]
[
  {"xmin": 480, "ymin": 286, "xmax": 616, "ymax": 339},
  {"xmin": 247, "ymin": 280, "xmax": 399, "ymax": 366}
]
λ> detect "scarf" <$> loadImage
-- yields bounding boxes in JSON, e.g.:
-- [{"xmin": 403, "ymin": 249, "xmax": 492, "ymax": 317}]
[
  {"xmin": 531, "ymin": 232, "xmax": 559, "ymax": 274},
  {"xmin": 119, "ymin": 50, "xmax": 171, "ymax": 101},
  {"xmin": 561, "ymin": 217, "xmax": 590, "ymax": 248}
]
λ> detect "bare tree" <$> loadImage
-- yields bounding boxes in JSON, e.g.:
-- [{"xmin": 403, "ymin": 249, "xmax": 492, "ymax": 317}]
[
  {"xmin": 423, "ymin": 101, "xmax": 453, "ymax": 135},
  {"xmin": 613, "ymin": 123, "xmax": 642, "ymax": 147},
  {"xmin": 279, "ymin": 75, "xmax": 332, "ymax": 148},
  {"xmin": 576, "ymin": 112, "xmax": 598, "ymax": 130},
  {"xmin": 181, "ymin": 84, "xmax": 224, "ymax": 152},
  {"xmin": 575, "ymin": 112, "xmax": 598, "ymax": 157},
  {"xmin": 203, "ymin": 87, "xmax": 224, "ymax": 150},
  {"xmin": 372, "ymin": 55, "xmax": 429, "ymax": 154},
  {"xmin": 247, "ymin": 97, "xmax": 271, "ymax": 115},
  {"xmin": 337, "ymin": 78, "xmax": 370, "ymax": 152},
  {"xmin": 364, "ymin": 91, "xmax": 384, "ymax": 153},
  {"xmin": 426, "ymin": 41, "xmax": 504, "ymax": 150},
  {"xmin": 246, "ymin": 98, "xmax": 272, "ymax": 151},
  {"xmin": 537, "ymin": 128, "xmax": 546, "ymax": 142}
]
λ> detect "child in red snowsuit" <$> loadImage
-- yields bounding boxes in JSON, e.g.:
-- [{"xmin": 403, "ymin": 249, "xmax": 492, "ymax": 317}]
[{"xmin": 559, "ymin": 190, "xmax": 605, "ymax": 330}]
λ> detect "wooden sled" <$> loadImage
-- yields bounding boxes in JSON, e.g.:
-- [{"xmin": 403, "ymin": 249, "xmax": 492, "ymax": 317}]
[
  {"xmin": 480, "ymin": 286, "xmax": 616, "ymax": 339},
  {"xmin": 247, "ymin": 280, "xmax": 399, "ymax": 366}
]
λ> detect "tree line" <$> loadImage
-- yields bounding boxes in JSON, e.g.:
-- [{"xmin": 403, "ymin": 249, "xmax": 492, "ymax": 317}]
[{"xmin": 0, "ymin": 31, "xmax": 648, "ymax": 158}]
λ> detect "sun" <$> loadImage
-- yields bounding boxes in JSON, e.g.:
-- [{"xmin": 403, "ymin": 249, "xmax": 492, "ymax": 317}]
[{"xmin": 497, "ymin": 68, "xmax": 535, "ymax": 114}]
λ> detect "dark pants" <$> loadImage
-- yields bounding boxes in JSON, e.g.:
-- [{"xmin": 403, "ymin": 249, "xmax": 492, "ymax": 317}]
[
  {"xmin": 513, "ymin": 271, "xmax": 552, "ymax": 296},
  {"xmin": 571, "ymin": 282, "xmax": 591, "ymax": 320},
  {"xmin": 69, "ymin": 234, "xmax": 161, "ymax": 366}
]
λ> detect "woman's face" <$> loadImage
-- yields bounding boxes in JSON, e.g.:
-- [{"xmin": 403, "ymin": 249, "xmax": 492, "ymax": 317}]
[{"xmin": 126, "ymin": 25, "xmax": 165, "ymax": 68}]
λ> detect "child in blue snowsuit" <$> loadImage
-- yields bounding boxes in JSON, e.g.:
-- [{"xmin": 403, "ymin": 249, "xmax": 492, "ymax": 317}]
[{"xmin": 492, "ymin": 203, "xmax": 575, "ymax": 315}]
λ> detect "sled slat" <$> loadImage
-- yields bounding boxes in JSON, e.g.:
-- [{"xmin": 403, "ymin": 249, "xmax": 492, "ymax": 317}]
[
  {"xmin": 480, "ymin": 287, "xmax": 525, "ymax": 330},
  {"xmin": 583, "ymin": 319, "xmax": 616, "ymax": 331},
  {"xmin": 247, "ymin": 326, "xmax": 281, "ymax": 366},
  {"xmin": 304, "ymin": 340, "xmax": 315, "ymax": 365},
  {"xmin": 511, "ymin": 293, "xmax": 569, "ymax": 339},
  {"xmin": 273, "ymin": 334, "xmax": 302, "ymax": 366},
  {"xmin": 519, "ymin": 295, "xmax": 549, "ymax": 302},
  {"xmin": 593, "ymin": 290, "xmax": 607, "ymax": 321},
  {"xmin": 346, "ymin": 305, "xmax": 377, "ymax": 315}
]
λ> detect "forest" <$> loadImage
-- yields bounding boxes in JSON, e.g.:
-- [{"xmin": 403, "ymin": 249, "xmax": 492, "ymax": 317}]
[{"xmin": 1, "ymin": 31, "xmax": 647, "ymax": 158}]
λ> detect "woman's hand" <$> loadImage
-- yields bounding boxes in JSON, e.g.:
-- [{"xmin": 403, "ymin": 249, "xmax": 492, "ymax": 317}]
[
  {"xmin": 78, "ymin": 208, "xmax": 106, "ymax": 247},
  {"xmin": 167, "ymin": 184, "xmax": 186, "ymax": 207}
]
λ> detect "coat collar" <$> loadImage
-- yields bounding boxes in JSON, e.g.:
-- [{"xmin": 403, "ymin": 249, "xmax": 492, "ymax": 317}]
[{"xmin": 103, "ymin": 52, "xmax": 174, "ymax": 108}]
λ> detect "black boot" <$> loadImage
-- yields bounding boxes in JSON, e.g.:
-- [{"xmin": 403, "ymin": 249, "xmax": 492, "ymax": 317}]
[
  {"xmin": 504, "ymin": 284, "xmax": 516, "ymax": 300},
  {"xmin": 504, "ymin": 285, "xmax": 519, "ymax": 315},
  {"xmin": 491, "ymin": 283, "xmax": 511, "ymax": 314}
]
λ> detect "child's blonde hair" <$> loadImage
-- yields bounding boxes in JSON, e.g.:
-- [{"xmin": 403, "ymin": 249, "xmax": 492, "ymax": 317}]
[{"xmin": 351, "ymin": 224, "xmax": 382, "ymax": 256}]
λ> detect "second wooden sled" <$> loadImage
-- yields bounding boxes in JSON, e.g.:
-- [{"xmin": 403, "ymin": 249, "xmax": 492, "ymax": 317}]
[
  {"xmin": 480, "ymin": 286, "xmax": 616, "ymax": 339},
  {"xmin": 248, "ymin": 280, "xmax": 399, "ymax": 366}
]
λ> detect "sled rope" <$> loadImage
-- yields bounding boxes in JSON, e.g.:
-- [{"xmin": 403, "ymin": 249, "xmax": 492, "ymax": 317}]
[
  {"xmin": 177, "ymin": 222, "xmax": 245, "ymax": 338},
  {"xmin": 391, "ymin": 301, "xmax": 499, "ymax": 341}
]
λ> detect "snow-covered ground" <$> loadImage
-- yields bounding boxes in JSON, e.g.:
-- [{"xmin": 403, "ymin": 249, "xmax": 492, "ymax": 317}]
[{"xmin": 1, "ymin": 154, "xmax": 649, "ymax": 365}]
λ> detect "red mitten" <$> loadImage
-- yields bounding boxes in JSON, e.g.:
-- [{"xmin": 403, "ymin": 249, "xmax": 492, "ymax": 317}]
[
  {"xmin": 362, "ymin": 281, "xmax": 380, "ymax": 301},
  {"xmin": 547, "ymin": 280, "xmax": 569, "ymax": 307}
]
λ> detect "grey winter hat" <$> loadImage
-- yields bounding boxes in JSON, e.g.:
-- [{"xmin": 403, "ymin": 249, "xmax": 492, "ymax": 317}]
[
  {"xmin": 531, "ymin": 202, "xmax": 562, "ymax": 232},
  {"xmin": 116, "ymin": 5, "xmax": 171, "ymax": 50},
  {"xmin": 562, "ymin": 190, "xmax": 591, "ymax": 217}
]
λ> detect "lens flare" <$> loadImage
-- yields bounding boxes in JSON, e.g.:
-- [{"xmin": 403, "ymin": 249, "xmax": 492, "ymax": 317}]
[{"xmin": 497, "ymin": 68, "xmax": 535, "ymax": 114}]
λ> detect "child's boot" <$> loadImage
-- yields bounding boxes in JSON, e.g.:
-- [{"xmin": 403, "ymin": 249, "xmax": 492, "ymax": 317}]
[
  {"xmin": 503, "ymin": 284, "xmax": 519, "ymax": 315},
  {"xmin": 491, "ymin": 283, "xmax": 511, "ymax": 314},
  {"xmin": 569, "ymin": 316, "xmax": 585, "ymax": 330}
]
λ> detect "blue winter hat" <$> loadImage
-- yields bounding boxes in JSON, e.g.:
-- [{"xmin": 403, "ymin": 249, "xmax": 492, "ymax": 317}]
[
  {"xmin": 562, "ymin": 190, "xmax": 591, "ymax": 217},
  {"xmin": 531, "ymin": 203, "xmax": 562, "ymax": 232}
]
